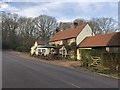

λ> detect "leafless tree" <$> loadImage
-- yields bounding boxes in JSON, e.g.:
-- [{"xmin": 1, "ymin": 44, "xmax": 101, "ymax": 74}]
[
  {"xmin": 17, "ymin": 17, "xmax": 34, "ymax": 38},
  {"xmin": 73, "ymin": 18, "xmax": 86, "ymax": 26},
  {"xmin": 58, "ymin": 22, "xmax": 72, "ymax": 31},
  {"xmin": 2, "ymin": 13, "xmax": 19, "ymax": 49},
  {"xmin": 17, "ymin": 17, "xmax": 35, "ymax": 49},
  {"xmin": 89, "ymin": 17, "xmax": 118, "ymax": 35},
  {"xmin": 33, "ymin": 15, "xmax": 57, "ymax": 40}
]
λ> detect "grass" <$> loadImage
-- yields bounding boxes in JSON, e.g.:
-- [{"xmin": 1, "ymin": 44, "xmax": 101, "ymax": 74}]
[
  {"xmin": 96, "ymin": 69, "xmax": 120, "ymax": 78},
  {"xmin": 73, "ymin": 65, "xmax": 120, "ymax": 79},
  {"xmin": 97, "ymin": 69, "xmax": 112, "ymax": 74},
  {"xmin": 89, "ymin": 67, "xmax": 119, "ymax": 78}
]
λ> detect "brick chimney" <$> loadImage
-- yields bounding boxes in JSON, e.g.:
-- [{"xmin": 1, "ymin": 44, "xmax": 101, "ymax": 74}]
[
  {"xmin": 73, "ymin": 22, "xmax": 78, "ymax": 28},
  {"xmin": 55, "ymin": 27, "xmax": 59, "ymax": 33}
]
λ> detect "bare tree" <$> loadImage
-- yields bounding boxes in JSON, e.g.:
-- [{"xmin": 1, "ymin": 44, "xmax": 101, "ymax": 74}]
[
  {"xmin": 58, "ymin": 22, "xmax": 72, "ymax": 31},
  {"xmin": 73, "ymin": 18, "xmax": 86, "ymax": 26},
  {"xmin": 89, "ymin": 17, "xmax": 118, "ymax": 35},
  {"xmin": 33, "ymin": 15, "xmax": 57, "ymax": 40},
  {"xmin": 2, "ymin": 13, "xmax": 19, "ymax": 49},
  {"xmin": 16, "ymin": 17, "xmax": 35, "ymax": 51},
  {"xmin": 2, "ymin": 13, "xmax": 58, "ymax": 51},
  {"xmin": 89, "ymin": 18, "xmax": 102, "ymax": 35},
  {"xmin": 17, "ymin": 17, "xmax": 35, "ymax": 38}
]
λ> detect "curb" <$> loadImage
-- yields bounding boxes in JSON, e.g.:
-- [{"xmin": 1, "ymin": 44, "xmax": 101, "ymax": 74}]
[{"xmin": 98, "ymin": 73, "xmax": 120, "ymax": 79}]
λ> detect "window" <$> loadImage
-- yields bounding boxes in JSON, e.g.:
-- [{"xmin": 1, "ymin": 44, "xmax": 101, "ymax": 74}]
[{"xmin": 42, "ymin": 49, "xmax": 46, "ymax": 53}]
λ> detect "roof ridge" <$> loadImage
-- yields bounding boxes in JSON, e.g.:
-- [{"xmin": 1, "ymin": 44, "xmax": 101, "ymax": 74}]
[
  {"xmin": 49, "ymin": 23, "xmax": 88, "ymax": 42},
  {"xmin": 57, "ymin": 23, "xmax": 87, "ymax": 33},
  {"xmin": 87, "ymin": 32, "xmax": 118, "ymax": 37}
]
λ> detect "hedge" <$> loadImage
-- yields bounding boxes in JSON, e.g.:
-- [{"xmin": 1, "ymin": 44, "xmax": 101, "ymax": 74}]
[{"xmin": 79, "ymin": 49, "xmax": 120, "ymax": 71}]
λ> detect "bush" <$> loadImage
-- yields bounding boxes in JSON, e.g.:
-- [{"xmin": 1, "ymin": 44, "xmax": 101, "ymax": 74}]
[
  {"xmin": 64, "ymin": 45, "xmax": 71, "ymax": 54},
  {"xmin": 70, "ymin": 42, "xmax": 77, "ymax": 60},
  {"xmin": 68, "ymin": 58, "xmax": 76, "ymax": 61},
  {"xmin": 70, "ymin": 42, "xmax": 76, "ymax": 50},
  {"xmin": 102, "ymin": 52, "xmax": 120, "ymax": 71},
  {"xmin": 79, "ymin": 49, "xmax": 92, "ymax": 67},
  {"xmin": 16, "ymin": 46, "xmax": 30, "ymax": 52},
  {"xmin": 97, "ymin": 69, "xmax": 112, "ymax": 74},
  {"xmin": 16, "ymin": 47, "xmax": 24, "ymax": 52},
  {"xmin": 79, "ymin": 49, "xmax": 120, "ymax": 72},
  {"xmin": 90, "ymin": 49, "xmax": 106, "ymax": 57}
]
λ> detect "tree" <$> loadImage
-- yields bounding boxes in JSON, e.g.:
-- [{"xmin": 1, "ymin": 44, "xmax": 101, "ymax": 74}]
[
  {"xmin": 2, "ymin": 13, "xmax": 58, "ymax": 52},
  {"xmin": 64, "ymin": 44, "xmax": 71, "ymax": 54},
  {"xmin": 73, "ymin": 18, "xmax": 86, "ymax": 26},
  {"xmin": 89, "ymin": 17, "xmax": 118, "ymax": 35},
  {"xmin": 89, "ymin": 18, "xmax": 102, "ymax": 35},
  {"xmin": 70, "ymin": 42, "xmax": 77, "ymax": 50},
  {"xmin": 17, "ymin": 17, "xmax": 34, "ymax": 37},
  {"xmin": 58, "ymin": 22, "xmax": 72, "ymax": 31},
  {"xmin": 2, "ymin": 13, "xmax": 19, "ymax": 49},
  {"xmin": 70, "ymin": 42, "xmax": 77, "ymax": 60},
  {"xmin": 33, "ymin": 15, "xmax": 57, "ymax": 41},
  {"xmin": 17, "ymin": 17, "xmax": 35, "ymax": 51}
]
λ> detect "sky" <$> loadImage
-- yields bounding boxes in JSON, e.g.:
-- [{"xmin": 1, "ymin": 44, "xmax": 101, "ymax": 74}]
[{"xmin": 0, "ymin": 0, "xmax": 119, "ymax": 22}]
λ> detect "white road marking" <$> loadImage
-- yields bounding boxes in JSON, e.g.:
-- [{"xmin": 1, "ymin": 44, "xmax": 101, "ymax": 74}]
[{"xmin": 61, "ymin": 80, "xmax": 81, "ymax": 88}]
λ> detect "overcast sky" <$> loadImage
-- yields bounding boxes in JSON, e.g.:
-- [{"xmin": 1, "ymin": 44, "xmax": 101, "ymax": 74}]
[{"xmin": 0, "ymin": 0, "xmax": 118, "ymax": 22}]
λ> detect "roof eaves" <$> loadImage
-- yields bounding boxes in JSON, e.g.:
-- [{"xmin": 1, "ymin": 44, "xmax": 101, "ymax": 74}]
[{"xmin": 49, "ymin": 36, "xmax": 76, "ymax": 42}]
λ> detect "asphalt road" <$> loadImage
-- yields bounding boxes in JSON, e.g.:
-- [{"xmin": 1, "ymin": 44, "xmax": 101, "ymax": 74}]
[{"xmin": 2, "ymin": 52, "xmax": 118, "ymax": 88}]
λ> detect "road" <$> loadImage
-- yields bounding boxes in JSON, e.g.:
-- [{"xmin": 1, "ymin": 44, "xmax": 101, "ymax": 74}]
[{"xmin": 2, "ymin": 52, "xmax": 118, "ymax": 88}]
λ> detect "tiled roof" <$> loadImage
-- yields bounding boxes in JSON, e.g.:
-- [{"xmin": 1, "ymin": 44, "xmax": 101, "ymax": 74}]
[
  {"xmin": 78, "ymin": 32, "xmax": 120, "ymax": 48},
  {"xmin": 49, "ymin": 23, "xmax": 87, "ymax": 42}
]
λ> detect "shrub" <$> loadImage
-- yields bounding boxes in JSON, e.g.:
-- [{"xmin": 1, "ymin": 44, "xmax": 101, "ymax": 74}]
[
  {"xmin": 64, "ymin": 45, "xmax": 71, "ymax": 53},
  {"xmin": 90, "ymin": 49, "xmax": 106, "ymax": 57},
  {"xmin": 102, "ymin": 52, "xmax": 120, "ymax": 71},
  {"xmin": 70, "ymin": 42, "xmax": 76, "ymax": 50},
  {"xmin": 70, "ymin": 42, "xmax": 77, "ymax": 60},
  {"xmin": 79, "ymin": 49, "xmax": 92, "ymax": 67},
  {"xmin": 68, "ymin": 58, "xmax": 76, "ymax": 61},
  {"xmin": 16, "ymin": 46, "xmax": 30, "ymax": 52},
  {"xmin": 79, "ymin": 49, "xmax": 120, "ymax": 72}
]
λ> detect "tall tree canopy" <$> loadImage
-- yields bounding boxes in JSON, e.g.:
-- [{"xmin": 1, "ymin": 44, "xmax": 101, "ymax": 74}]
[
  {"xmin": 89, "ymin": 17, "xmax": 118, "ymax": 35},
  {"xmin": 33, "ymin": 15, "xmax": 57, "ymax": 40},
  {"xmin": 2, "ymin": 13, "xmax": 58, "ymax": 51},
  {"xmin": 2, "ymin": 12, "xmax": 118, "ymax": 52},
  {"xmin": 2, "ymin": 13, "xmax": 19, "ymax": 49},
  {"xmin": 73, "ymin": 18, "xmax": 86, "ymax": 26}
]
